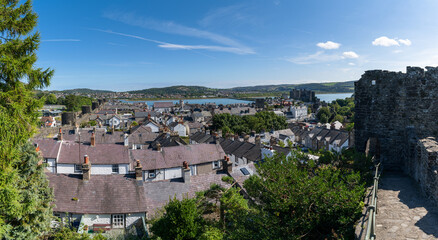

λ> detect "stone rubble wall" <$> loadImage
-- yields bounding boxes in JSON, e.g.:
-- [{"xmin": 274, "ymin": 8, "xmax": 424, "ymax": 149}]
[
  {"xmin": 355, "ymin": 66, "xmax": 438, "ymax": 171},
  {"xmin": 412, "ymin": 137, "xmax": 438, "ymax": 203}
]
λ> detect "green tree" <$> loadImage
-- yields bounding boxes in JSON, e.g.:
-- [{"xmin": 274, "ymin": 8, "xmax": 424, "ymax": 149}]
[
  {"xmin": 317, "ymin": 107, "xmax": 331, "ymax": 122},
  {"xmin": 46, "ymin": 93, "xmax": 57, "ymax": 104},
  {"xmin": 243, "ymin": 151, "xmax": 366, "ymax": 239},
  {"xmin": 150, "ymin": 197, "xmax": 205, "ymax": 240},
  {"xmin": 0, "ymin": 0, "xmax": 54, "ymax": 238},
  {"xmin": 331, "ymin": 114, "xmax": 344, "ymax": 123}
]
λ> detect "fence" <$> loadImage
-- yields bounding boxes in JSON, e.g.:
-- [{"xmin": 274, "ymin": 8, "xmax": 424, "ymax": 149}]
[{"xmin": 364, "ymin": 161, "xmax": 382, "ymax": 240}]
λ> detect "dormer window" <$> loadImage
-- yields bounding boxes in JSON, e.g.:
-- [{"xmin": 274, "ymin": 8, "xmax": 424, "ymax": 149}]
[{"xmin": 112, "ymin": 164, "xmax": 119, "ymax": 174}]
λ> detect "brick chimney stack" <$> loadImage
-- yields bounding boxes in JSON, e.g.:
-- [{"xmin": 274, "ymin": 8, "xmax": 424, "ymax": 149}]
[
  {"xmin": 222, "ymin": 156, "xmax": 232, "ymax": 173},
  {"xmin": 91, "ymin": 132, "xmax": 96, "ymax": 147},
  {"xmin": 135, "ymin": 160, "xmax": 143, "ymax": 181},
  {"xmin": 255, "ymin": 135, "xmax": 261, "ymax": 146},
  {"xmin": 182, "ymin": 161, "xmax": 190, "ymax": 183},
  {"xmin": 58, "ymin": 128, "xmax": 62, "ymax": 141},
  {"xmin": 82, "ymin": 155, "xmax": 91, "ymax": 181}
]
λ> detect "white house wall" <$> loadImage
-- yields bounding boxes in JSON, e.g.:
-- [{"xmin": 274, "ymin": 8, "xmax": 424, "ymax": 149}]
[
  {"xmin": 125, "ymin": 213, "xmax": 145, "ymax": 228},
  {"xmin": 145, "ymin": 123, "xmax": 159, "ymax": 133},
  {"xmin": 80, "ymin": 214, "xmax": 111, "ymax": 228},
  {"xmin": 174, "ymin": 125, "xmax": 187, "ymax": 137},
  {"xmin": 144, "ymin": 169, "xmax": 165, "ymax": 182},
  {"xmin": 57, "ymin": 164, "xmax": 76, "ymax": 174},
  {"xmin": 57, "ymin": 164, "xmax": 129, "ymax": 175},
  {"xmin": 164, "ymin": 167, "xmax": 182, "ymax": 180}
]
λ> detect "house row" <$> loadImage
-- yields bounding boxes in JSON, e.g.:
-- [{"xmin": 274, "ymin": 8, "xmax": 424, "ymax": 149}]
[
  {"xmin": 291, "ymin": 126, "xmax": 350, "ymax": 152},
  {"xmin": 36, "ymin": 132, "xmax": 231, "ymax": 233}
]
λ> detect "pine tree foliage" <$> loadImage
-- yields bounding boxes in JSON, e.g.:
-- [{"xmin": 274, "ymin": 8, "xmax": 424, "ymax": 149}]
[{"xmin": 0, "ymin": 0, "xmax": 54, "ymax": 238}]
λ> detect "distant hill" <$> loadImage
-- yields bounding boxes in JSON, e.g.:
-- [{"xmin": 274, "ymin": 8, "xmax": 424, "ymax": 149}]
[
  {"xmin": 227, "ymin": 81, "xmax": 355, "ymax": 93},
  {"xmin": 128, "ymin": 85, "xmax": 217, "ymax": 95},
  {"xmin": 128, "ymin": 81, "xmax": 355, "ymax": 95},
  {"xmin": 51, "ymin": 81, "xmax": 355, "ymax": 95},
  {"xmin": 51, "ymin": 88, "xmax": 114, "ymax": 94}
]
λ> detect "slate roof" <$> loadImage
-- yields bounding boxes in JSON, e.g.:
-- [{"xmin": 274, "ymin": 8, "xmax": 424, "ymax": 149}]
[
  {"xmin": 187, "ymin": 122, "xmax": 203, "ymax": 129},
  {"xmin": 272, "ymin": 145, "xmax": 291, "ymax": 156},
  {"xmin": 34, "ymin": 139, "xmax": 61, "ymax": 158},
  {"xmin": 154, "ymin": 102, "xmax": 174, "ymax": 108},
  {"xmin": 330, "ymin": 131, "xmax": 349, "ymax": 146},
  {"xmin": 308, "ymin": 127, "xmax": 323, "ymax": 140},
  {"xmin": 150, "ymin": 133, "xmax": 187, "ymax": 149},
  {"xmin": 48, "ymin": 174, "xmax": 147, "ymax": 214},
  {"xmin": 131, "ymin": 144, "xmax": 226, "ymax": 170},
  {"xmin": 316, "ymin": 129, "xmax": 330, "ymax": 141},
  {"xmin": 57, "ymin": 141, "xmax": 130, "ymax": 164}
]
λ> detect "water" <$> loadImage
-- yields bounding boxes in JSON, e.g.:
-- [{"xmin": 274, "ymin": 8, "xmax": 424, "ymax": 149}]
[
  {"xmin": 316, "ymin": 93, "xmax": 353, "ymax": 103},
  {"xmin": 120, "ymin": 98, "xmax": 253, "ymax": 106},
  {"xmin": 119, "ymin": 93, "xmax": 353, "ymax": 106}
]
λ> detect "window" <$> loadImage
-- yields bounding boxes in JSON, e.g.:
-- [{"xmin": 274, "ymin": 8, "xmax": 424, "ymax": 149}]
[
  {"xmin": 148, "ymin": 170, "xmax": 156, "ymax": 179},
  {"xmin": 372, "ymin": 80, "xmax": 376, "ymax": 85},
  {"xmin": 74, "ymin": 164, "xmax": 82, "ymax": 173},
  {"xmin": 112, "ymin": 214, "xmax": 124, "ymax": 228},
  {"xmin": 112, "ymin": 164, "xmax": 119, "ymax": 174},
  {"xmin": 212, "ymin": 161, "xmax": 221, "ymax": 169}
]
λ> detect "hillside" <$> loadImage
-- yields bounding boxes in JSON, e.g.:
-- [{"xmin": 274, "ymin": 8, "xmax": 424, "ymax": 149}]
[
  {"xmin": 227, "ymin": 81, "xmax": 355, "ymax": 93},
  {"xmin": 128, "ymin": 85, "xmax": 217, "ymax": 95},
  {"xmin": 51, "ymin": 88, "xmax": 114, "ymax": 94}
]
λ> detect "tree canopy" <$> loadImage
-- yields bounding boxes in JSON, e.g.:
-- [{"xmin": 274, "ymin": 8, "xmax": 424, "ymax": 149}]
[
  {"xmin": 212, "ymin": 111, "xmax": 287, "ymax": 135},
  {"xmin": 0, "ymin": 0, "xmax": 54, "ymax": 238},
  {"xmin": 150, "ymin": 149, "xmax": 372, "ymax": 240}
]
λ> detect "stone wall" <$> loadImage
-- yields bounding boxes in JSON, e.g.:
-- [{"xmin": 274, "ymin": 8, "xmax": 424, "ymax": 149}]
[
  {"xmin": 412, "ymin": 137, "xmax": 438, "ymax": 203},
  {"xmin": 355, "ymin": 66, "xmax": 438, "ymax": 171}
]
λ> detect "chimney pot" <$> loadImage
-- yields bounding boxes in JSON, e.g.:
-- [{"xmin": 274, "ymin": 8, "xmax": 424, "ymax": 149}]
[
  {"xmin": 58, "ymin": 128, "xmax": 63, "ymax": 141},
  {"xmin": 84, "ymin": 155, "xmax": 89, "ymax": 164},
  {"xmin": 82, "ymin": 155, "xmax": 91, "ymax": 181},
  {"xmin": 156, "ymin": 143, "xmax": 162, "ymax": 152},
  {"xmin": 91, "ymin": 132, "xmax": 96, "ymax": 147},
  {"xmin": 135, "ymin": 160, "xmax": 143, "ymax": 181}
]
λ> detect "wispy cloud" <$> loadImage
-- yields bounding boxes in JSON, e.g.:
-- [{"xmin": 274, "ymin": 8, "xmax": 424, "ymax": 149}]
[
  {"xmin": 42, "ymin": 39, "xmax": 81, "ymax": 42},
  {"xmin": 102, "ymin": 11, "xmax": 254, "ymax": 54},
  {"xmin": 92, "ymin": 29, "xmax": 250, "ymax": 55},
  {"xmin": 372, "ymin": 36, "xmax": 412, "ymax": 47},
  {"xmin": 285, "ymin": 51, "xmax": 342, "ymax": 64},
  {"xmin": 317, "ymin": 41, "xmax": 341, "ymax": 50},
  {"xmin": 286, "ymin": 50, "xmax": 360, "ymax": 64}
]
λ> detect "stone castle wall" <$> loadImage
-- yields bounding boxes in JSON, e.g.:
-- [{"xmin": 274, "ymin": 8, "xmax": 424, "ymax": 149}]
[
  {"xmin": 412, "ymin": 137, "xmax": 438, "ymax": 202},
  {"xmin": 355, "ymin": 66, "xmax": 438, "ymax": 171}
]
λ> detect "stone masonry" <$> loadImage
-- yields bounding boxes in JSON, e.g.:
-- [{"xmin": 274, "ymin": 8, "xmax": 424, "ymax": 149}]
[{"xmin": 355, "ymin": 66, "xmax": 438, "ymax": 171}]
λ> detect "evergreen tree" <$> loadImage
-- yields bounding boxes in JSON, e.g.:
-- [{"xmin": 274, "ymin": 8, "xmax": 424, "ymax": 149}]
[{"xmin": 0, "ymin": 0, "xmax": 54, "ymax": 238}]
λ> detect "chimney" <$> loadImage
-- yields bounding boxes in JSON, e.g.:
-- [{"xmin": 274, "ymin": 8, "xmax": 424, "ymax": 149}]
[
  {"xmin": 91, "ymin": 133, "xmax": 95, "ymax": 147},
  {"xmin": 147, "ymin": 113, "xmax": 151, "ymax": 121},
  {"xmin": 244, "ymin": 134, "xmax": 250, "ymax": 143},
  {"xmin": 124, "ymin": 133, "xmax": 129, "ymax": 147},
  {"xmin": 58, "ymin": 128, "xmax": 63, "ymax": 141},
  {"xmin": 270, "ymin": 136, "xmax": 277, "ymax": 146},
  {"xmin": 82, "ymin": 155, "xmax": 91, "ymax": 181},
  {"xmin": 234, "ymin": 134, "xmax": 239, "ymax": 141},
  {"xmin": 156, "ymin": 143, "xmax": 162, "ymax": 152},
  {"xmin": 35, "ymin": 143, "xmax": 40, "ymax": 152},
  {"xmin": 222, "ymin": 156, "xmax": 232, "ymax": 173},
  {"xmin": 135, "ymin": 160, "xmax": 143, "ymax": 181},
  {"xmin": 182, "ymin": 161, "xmax": 190, "ymax": 183},
  {"xmin": 255, "ymin": 135, "xmax": 261, "ymax": 146}
]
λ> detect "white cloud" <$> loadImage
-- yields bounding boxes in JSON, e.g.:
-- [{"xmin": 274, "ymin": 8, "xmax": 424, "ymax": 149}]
[
  {"xmin": 342, "ymin": 51, "xmax": 359, "ymax": 59},
  {"xmin": 158, "ymin": 43, "xmax": 251, "ymax": 55},
  {"xmin": 372, "ymin": 36, "xmax": 400, "ymax": 47},
  {"xmin": 348, "ymin": 62, "xmax": 356, "ymax": 66},
  {"xmin": 316, "ymin": 41, "xmax": 341, "ymax": 50},
  {"xmin": 398, "ymin": 39, "xmax": 412, "ymax": 46},
  {"xmin": 372, "ymin": 36, "xmax": 412, "ymax": 47},
  {"xmin": 103, "ymin": 11, "xmax": 255, "ymax": 55}
]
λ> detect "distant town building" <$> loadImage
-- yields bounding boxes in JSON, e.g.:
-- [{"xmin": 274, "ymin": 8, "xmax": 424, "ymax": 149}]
[
  {"xmin": 290, "ymin": 89, "xmax": 318, "ymax": 103},
  {"xmin": 255, "ymin": 98, "xmax": 265, "ymax": 109},
  {"xmin": 290, "ymin": 105, "xmax": 308, "ymax": 119}
]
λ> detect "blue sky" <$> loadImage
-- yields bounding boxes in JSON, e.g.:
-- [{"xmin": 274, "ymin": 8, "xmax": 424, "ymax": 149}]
[{"xmin": 33, "ymin": 0, "xmax": 438, "ymax": 91}]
